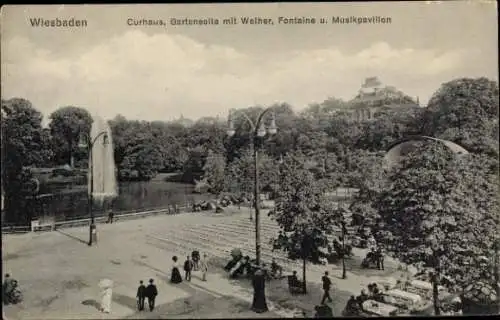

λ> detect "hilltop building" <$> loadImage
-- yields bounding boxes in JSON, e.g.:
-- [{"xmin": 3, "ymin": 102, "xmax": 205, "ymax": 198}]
[{"xmin": 345, "ymin": 77, "xmax": 422, "ymax": 122}]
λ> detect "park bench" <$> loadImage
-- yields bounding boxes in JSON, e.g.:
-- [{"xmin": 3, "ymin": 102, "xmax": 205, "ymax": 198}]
[
  {"xmin": 31, "ymin": 219, "xmax": 55, "ymax": 232},
  {"xmin": 287, "ymin": 275, "xmax": 305, "ymax": 294}
]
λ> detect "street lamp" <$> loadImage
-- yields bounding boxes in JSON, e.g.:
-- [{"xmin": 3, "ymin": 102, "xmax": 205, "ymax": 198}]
[
  {"xmin": 227, "ymin": 107, "xmax": 278, "ymax": 265},
  {"xmin": 340, "ymin": 219, "xmax": 347, "ymax": 279},
  {"xmin": 79, "ymin": 131, "xmax": 109, "ymax": 246},
  {"xmin": 430, "ymin": 238, "xmax": 441, "ymax": 316}
]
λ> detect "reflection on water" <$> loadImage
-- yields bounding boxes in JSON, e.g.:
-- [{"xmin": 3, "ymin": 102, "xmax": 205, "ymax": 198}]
[{"xmin": 32, "ymin": 180, "xmax": 213, "ymax": 222}]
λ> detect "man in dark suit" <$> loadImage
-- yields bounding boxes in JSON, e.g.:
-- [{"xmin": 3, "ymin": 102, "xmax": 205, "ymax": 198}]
[
  {"xmin": 145, "ymin": 279, "xmax": 158, "ymax": 312},
  {"xmin": 136, "ymin": 280, "xmax": 146, "ymax": 311},
  {"xmin": 184, "ymin": 256, "xmax": 193, "ymax": 281},
  {"xmin": 321, "ymin": 271, "xmax": 333, "ymax": 305}
]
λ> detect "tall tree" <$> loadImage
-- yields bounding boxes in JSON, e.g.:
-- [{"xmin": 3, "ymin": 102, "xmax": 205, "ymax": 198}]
[
  {"xmin": 1, "ymin": 98, "xmax": 49, "ymax": 224},
  {"xmin": 423, "ymin": 77, "xmax": 499, "ymax": 156},
  {"xmin": 374, "ymin": 142, "xmax": 499, "ymax": 290},
  {"xmin": 202, "ymin": 150, "xmax": 226, "ymax": 195},
  {"xmin": 49, "ymin": 106, "xmax": 93, "ymax": 167},
  {"xmin": 269, "ymin": 154, "xmax": 338, "ymax": 293}
]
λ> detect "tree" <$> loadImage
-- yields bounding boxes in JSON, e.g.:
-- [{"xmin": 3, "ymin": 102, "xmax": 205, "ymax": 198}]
[
  {"xmin": 225, "ymin": 148, "xmax": 279, "ymax": 198},
  {"xmin": 423, "ymin": 78, "xmax": 499, "ymax": 156},
  {"xmin": 374, "ymin": 141, "xmax": 499, "ymax": 290},
  {"xmin": 1, "ymin": 98, "xmax": 49, "ymax": 224},
  {"xmin": 202, "ymin": 150, "xmax": 226, "ymax": 195},
  {"xmin": 49, "ymin": 106, "xmax": 93, "ymax": 167},
  {"xmin": 269, "ymin": 154, "xmax": 338, "ymax": 293}
]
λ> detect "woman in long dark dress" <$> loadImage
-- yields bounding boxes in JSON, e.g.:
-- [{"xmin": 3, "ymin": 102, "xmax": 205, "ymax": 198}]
[
  {"xmin": 251, "ymin": 269, "xmax": 268, "ymax": 313},
  {"xmin": 170, "ymin": 256, "xmax": 183, "ymax": 284}
]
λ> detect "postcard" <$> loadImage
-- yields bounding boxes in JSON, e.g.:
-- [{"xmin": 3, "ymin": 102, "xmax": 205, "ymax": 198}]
[{"xmin": 1, "ymin": 2, "xmax": 498, "ymax": 319}]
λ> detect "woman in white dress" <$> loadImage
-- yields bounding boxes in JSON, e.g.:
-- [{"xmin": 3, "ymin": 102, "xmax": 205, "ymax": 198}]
[{"xmin": 99, "ymin": 279, "xmax": 113, "ymax": 313}]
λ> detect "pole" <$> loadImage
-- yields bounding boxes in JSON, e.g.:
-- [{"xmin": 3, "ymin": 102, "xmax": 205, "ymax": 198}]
[
  {"xmin": 342, "ymin": 221, "xmax": 347, "ymax": 279},
  {"xmin": 432, "ymin": 249, "xmax": 440, "ymax": 315},
  {"xmin": 494, "ymin": 239, "xmax": 499, "ymax": 314},
  {"xmin": 88, "ymin": 143, "xmax": 95, "ymax": 246},
  {"xmin": 249, "ymin": 140, "xmax": 255, "ymax": 221},
  {"xmin": 254, "ymin": 138, "xmax": 261, "ymax": 265}
]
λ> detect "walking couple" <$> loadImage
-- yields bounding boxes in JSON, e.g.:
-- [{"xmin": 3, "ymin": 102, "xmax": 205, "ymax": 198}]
[{"xmin": 136, "ymin": 279, "xmax": 158, "ymax": 312}]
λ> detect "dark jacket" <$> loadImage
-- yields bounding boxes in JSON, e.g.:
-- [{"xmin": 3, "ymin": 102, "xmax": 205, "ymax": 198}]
[
  {"xmin": 137, "ymin": 284, "xmax": 146, "ymax": 298},
  {"xmin": 184, "ymin": 260, "xmax": 193, "ymax": 271},
  {"xmin": 145, "ymin": 284, "xmax": 158, "ymax": 298},
  {"xmin": 322, "ymin": 275, "xmax": 331, "ymax": 290}
]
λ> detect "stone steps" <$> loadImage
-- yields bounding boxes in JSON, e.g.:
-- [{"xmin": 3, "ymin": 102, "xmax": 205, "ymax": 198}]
[
  {"xmin": 149, "ymin": 232, "xmax": 303, "ymax": 272},
  {"xmin": 188, "ymin": 224, "xmax": 277, "ymax": 244},
  {"xmin": 156, "ymin": 222, "xmax": 333, "ymax": 274}
]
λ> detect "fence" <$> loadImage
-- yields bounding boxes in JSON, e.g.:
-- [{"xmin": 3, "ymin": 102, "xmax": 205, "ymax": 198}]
[{"xmin": 1, "ymin": 201, "xmax": 197, "ymax": 234}]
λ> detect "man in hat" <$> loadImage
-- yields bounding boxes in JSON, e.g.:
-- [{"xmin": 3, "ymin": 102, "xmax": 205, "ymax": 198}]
[
  {"xmin": 145, "ymin": 279, "xmax": 158, "ymax": 312},
  {"xmin": 136, "ymin": 280, "xmax": 146, "ymax": 311},
  {"xmin": 321, "ymin": 271, "xmax": 333, "ymax": 305},
  {"xmin": 184, "ymin": 256, "xmax": 193, "ymax": 281}
]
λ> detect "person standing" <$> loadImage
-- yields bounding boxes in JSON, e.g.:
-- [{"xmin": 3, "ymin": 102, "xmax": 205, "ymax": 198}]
[
  {"xmin": 170, "ymin": 256, "xmax": 182, "ymax": 284},
  {"xmin": 145, "ymin": 279, "xmax": 158, "ymax": 312},
  {"xmin": 184, "ymin": 256, "xmax": 193, "ymax": 281},
  {"xmin": 136, "ymin": 280, "xmax": 146, "ymax": 311},
  {"xmin": 99, "ymin": 280, "xmax": 113, "ymax": 314},
  {"xmin": 106, "ymin": 210, "xmax": 114, "ymax": 224},
  {"xmin": 251, "ymin": 269, "xmax": 268, "ymax": 313},
  {"xmin": 321, "ymin": 271, "xmax": 333, "ymax": 305},
  {"xmin": 200, "ymin": 253, "xmax": 208, "ymax": 281}
]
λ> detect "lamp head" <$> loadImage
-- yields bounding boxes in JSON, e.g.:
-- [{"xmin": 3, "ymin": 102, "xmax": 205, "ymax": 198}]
[
  {"xmin": 102, "ymin": 133, "xmax": 109, "ymax": 145},
  {"xmin": 78, "ymin": 134, "xmax": 88, "ymax": 148},
  {"xmin": 267, "ymin": 113, "xmax": 278, "ymax": 135},
  {"xmin": 257, "ymin": 123, "xmax": 266, "ymax": 137},
  {"xmin": 227, "ymin": 111, "xmax": 236, "ymax": 137}
]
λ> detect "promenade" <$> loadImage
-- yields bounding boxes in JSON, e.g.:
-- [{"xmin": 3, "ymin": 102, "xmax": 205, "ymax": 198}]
[{"xmin": 3, "ymin": 208, "xmax": 407, "ymax": 319}]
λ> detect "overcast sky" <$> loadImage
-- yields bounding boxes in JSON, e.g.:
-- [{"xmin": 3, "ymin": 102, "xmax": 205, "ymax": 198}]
[{"xmin": 1, "ymin": 2, "xmax": 498, "ymax": 125}]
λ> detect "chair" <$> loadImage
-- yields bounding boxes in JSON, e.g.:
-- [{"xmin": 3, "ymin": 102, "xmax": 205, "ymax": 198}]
[{"xmin": 288, "ymin": 275, "xmax": 304, "ymax": 294}]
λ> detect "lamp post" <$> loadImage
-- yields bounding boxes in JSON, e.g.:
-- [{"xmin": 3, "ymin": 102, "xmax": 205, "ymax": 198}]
[
  {"xmin": 430, "ymin": 239, "xmax": 441, "ymax": 316},
  {"xmin": 79, "ymin": 131, "xmax": 109, "ymax": 246},
  {"xmin": 226, "ymin": 107, "xmax": 278, "ymax": 265},
  {"xmin": 341, "ymin": 219, "xmax": 347, "ymax": 279}
]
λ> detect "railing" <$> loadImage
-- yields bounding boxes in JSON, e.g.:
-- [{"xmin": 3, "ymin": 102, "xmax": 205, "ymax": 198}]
[{"xmin": 2, "ymin": 202, "xmax": 197, "ymax": 234}]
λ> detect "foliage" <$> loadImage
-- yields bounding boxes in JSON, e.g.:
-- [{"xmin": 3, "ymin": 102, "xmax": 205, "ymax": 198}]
[
  {"xmin": 48, "ymin": 106, "xmax": 93, "ymax": 168},
  {"xmin": 202, "ymin": 150, "xmax": 226, "ymax": 195},
  {"xmin": 371, "ymin": 142, "xmax": 499, "ymax": 290},
  {"xmin": 225, "ymin": 147, "xmax": 280, "ymax": 197},
  {"xmin": 423, "ymin": 77, "xmax": 499, "ymax": 156},
  {"xmin": 269, "ymin": 154, "xmax": 340, "ymax": 292},
  {"xmin": 2, "ymin": 76, "xmax": 498, "ymax": 231},
  {"xmin": 1, "ymin": 98, "xmax": 51, "ymax": 224}
]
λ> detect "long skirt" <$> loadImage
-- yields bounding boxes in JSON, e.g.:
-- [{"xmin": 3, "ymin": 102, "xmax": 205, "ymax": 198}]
[
  {"xmin": 100, "ymin": 288, "xmax": 113, "ymax": 313},
  {"xmin": 170, "ymin": 267, "xmax": 183, "ymax": 284},
  {"xmin": 252, "ymin": 288, "xmax": 268, "ymax": 313}
]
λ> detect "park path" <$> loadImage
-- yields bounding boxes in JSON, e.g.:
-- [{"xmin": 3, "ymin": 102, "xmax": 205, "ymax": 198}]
[{"xmin": 2, "ymin": 208, "xmax": 411, "ymax": 319}]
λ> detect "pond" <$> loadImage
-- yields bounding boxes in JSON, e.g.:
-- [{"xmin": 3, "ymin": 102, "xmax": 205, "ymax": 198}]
[{"xmin": 28, "ymin": 175, "xmax": 214, "ymax": 222}]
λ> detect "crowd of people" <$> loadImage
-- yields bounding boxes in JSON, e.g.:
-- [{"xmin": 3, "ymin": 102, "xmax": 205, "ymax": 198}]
[{"xmin": 342, "ymin": 282, "xmax": 383, "ymax": 316}]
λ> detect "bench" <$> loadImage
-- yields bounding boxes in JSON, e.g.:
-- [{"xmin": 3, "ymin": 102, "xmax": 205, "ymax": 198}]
[
  {"xmin": 31, "ymin": 219, "xmax": 55, "ymax": 232},
  {"xmin": 288, "ymin": 275, "xmax": 305, "ymax": 294}
]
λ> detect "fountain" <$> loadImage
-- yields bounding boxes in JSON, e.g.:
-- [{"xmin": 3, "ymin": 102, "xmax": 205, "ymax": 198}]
[
  {"xmin": 89, "ymin": 116, "xmax": 118, "ymax": 202},
  {"xmin": 86, "ymin": 115, "xmax": 118, "ymax": 245}
]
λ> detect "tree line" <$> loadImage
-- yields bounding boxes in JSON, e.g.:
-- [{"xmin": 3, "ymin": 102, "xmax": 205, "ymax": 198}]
[{"xmin": 1, "ymin": 77, "xmax": 498, "ymax": 226}]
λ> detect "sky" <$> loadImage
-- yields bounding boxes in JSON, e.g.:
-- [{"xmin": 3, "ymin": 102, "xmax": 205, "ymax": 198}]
[{"xmin": 1, "ymin": 2, "xmax": 498, "ymax": 125}]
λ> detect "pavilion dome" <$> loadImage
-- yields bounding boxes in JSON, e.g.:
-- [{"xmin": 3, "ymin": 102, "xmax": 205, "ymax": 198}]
[{"xmin": 384, "ymin": 135, "xmax": 469, "ymax": 169}]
